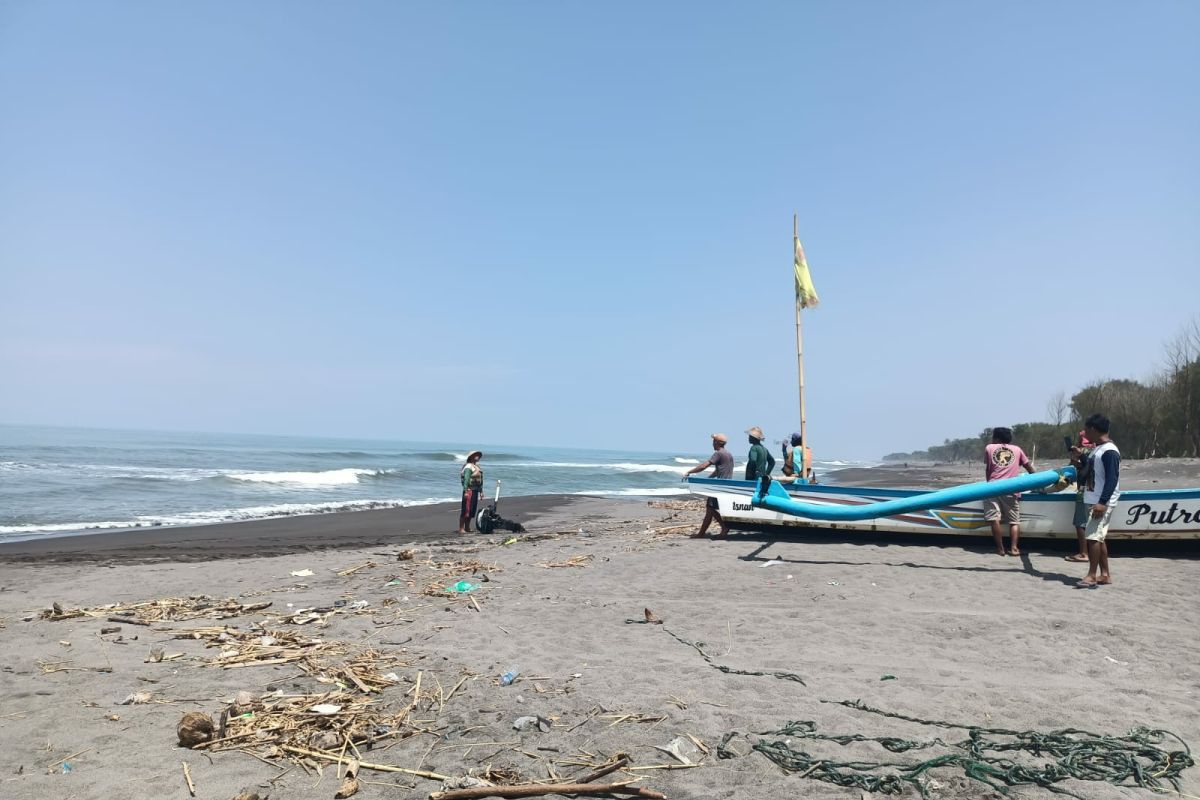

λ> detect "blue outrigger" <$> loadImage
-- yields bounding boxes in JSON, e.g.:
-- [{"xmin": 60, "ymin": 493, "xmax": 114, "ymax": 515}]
[{"xmin": 685, "ymin": 466, "xmax": 1200, "ymax": 541}]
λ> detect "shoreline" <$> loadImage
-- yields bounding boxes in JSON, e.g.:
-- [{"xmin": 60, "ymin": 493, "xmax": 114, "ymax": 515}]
[{"xmin": 0, "ymin": 494, "xmax": 598, "ymax": 564}]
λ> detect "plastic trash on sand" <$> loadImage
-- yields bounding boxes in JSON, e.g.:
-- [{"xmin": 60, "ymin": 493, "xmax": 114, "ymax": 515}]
[
  {"xmin": 309, "ymin": 704, "xmax": 342, "ymax": 715},
  {"xmin": 446, "ymin": 581, "xmax": 479, "ymax": 594},
  {"xmin": 290, "ymin": 569, "xmax": 315, "ymax": 577},
  {"xmin": 513, "ymin": 715, "xmax": 551, "ymax": 732}
]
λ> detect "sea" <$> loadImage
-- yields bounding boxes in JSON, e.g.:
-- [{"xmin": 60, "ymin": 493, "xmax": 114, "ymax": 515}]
[{"xmin": 0, "ymin": 424, "xmax": 872, "ymax": 541}]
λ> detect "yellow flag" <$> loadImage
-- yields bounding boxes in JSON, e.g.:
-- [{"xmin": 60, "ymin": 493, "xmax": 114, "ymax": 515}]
[{"xmin": 794, "ymin": 236, "xmax": 820, "ymax": 308}]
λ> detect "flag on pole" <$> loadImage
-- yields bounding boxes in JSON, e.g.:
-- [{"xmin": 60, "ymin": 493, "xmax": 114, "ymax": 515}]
[{"xmin": 794, "ymin": 236, "xmax": 820, "ymax": 308}]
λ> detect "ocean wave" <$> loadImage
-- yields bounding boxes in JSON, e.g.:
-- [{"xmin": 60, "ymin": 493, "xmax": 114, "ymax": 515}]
[
  {"xmin": 573, "ymin": 487, "xmax": 692, "ymax": 497},
  {"xmin": 227, "ymin": 468, "xmax": 381, "ymax": 486},
  {"xmin": 673, "ymin": 457, "xmax": 701, "ymax": 464},
  {"xmin": 425, "ymin": 451, "xmax": 526, "ymax": 463},
  {"xmin": 523, "ymin": 461, "xmax": 689, "ymax": 474},
  {"xmin": 0, "ymin": 496, "xmax": 458, "ymax": 536}
]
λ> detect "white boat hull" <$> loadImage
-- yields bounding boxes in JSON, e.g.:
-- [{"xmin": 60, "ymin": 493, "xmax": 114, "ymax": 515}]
[{"xmin": 686, "ymin": 478, "xmax": 1200, "ymax": 541}]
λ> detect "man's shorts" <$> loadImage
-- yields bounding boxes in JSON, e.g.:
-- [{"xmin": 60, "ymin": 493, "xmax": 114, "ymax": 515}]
[
  {"xmin": 1072, "ymin": 501, "xmax": 1090, "ymax": 529},
  {"xmin": 1084, "ymin": 503, "xmax": 1116, "ymax": 542},
  {"xmin": 982, "ymin": 494, "xmax": 1020, "ymax": 525}
]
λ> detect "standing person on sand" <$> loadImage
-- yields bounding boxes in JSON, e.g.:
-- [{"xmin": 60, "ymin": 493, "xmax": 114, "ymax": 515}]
[
  {"xmin": 457, "ymin": 450, "xmax": 484, "ymax": 534},
  {"xmin": 745, "ymin": 426, "xmax": 775, "ymax": 481},
  {"xmin": 1065, "ymin": 429, "xmax": 1094, "ymax": 564},
  {"xmin": 682, "ymin": 433, "xmax": 734, "ymax": 538},
  {"xmin": 1078, "ymin": 414, "xmax": 1120, "ymax": 588},
  {"xmin": 983, "ymin": 427, "xmax": 1036, "ymax": 556}
]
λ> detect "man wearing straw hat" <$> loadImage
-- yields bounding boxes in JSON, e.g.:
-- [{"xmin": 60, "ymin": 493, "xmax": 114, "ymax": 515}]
[
  {"xmin": 682, "ymin": 433, "xmax": 734, "ymax": 538},
  {"xmin": 745, "ymin": 426, "xmax": 775, "ymax": 481},
  {"xmin": 457, "ymin": 450, "xmax": 484, "ymax": 534}
]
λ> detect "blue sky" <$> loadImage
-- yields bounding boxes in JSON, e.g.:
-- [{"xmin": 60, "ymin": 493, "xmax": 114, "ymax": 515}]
[{"xmin": 1, "ymin": 1, "xmax": 1196, "ymax": 460}]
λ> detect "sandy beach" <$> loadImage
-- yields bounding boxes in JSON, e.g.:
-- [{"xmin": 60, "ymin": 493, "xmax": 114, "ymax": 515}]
[{"xmin": 2, "ymin": 466, "xmax": 1199, "ymax": 800}]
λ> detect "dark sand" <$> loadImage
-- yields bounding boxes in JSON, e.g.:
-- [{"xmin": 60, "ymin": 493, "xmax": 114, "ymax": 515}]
[{"xmin": 2, "ymin": 467, "xmax": 1199, "ymax": 800}]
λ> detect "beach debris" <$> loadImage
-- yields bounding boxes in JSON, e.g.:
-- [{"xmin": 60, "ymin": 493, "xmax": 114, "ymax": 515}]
[
  {"xmin": 100, "ymin": 626, "xmax": 121, "ymax": 634},
  {"xmin": 537, "ymin": 554, "xmax": 594, "ymax": 568},
  {"xmin": 430, "ymin": 782, "xmax": 665, "ymax": 799},
  {"xmin": 827, "ymin": 580, "xmax": 841, "ymax": 586},
  {"xmin": 309, "ymin": 704, "xmax": 343, "ymax": 715},
  {"xmin": 290, "ymin": 569, "xmax": 315, "ymax": 577},
  {"xmin": 120, "ymin": 691, "xmax": 155, "ymax": 705},
  {"xmin": 1104, "ymin": 655, "xmax": 1129, "ymax": 665},
  {"xmin": 655, "ymin": 735, "xmax": 701, "ymax": 765},
  {"xmin": 441, "ymin": 776, "xmax": 494, "ymax": 791},
  {"xmin": 880, "ymin": 675, "xmax": 897, "ymax": 681},
  {"xmin": 398, "ymin": 549, "xmax": 416, "ymax": 561},
  {"xmin": 58, "ymin": 640, "xmax": 71, "ymax": 647},
  {"xmin": 182, "ymin": 761, "xmax": 196, "ymax": 796},
  {"xmin": 335, "ymin": 561, "xmax": 377, "ymax": 577},
  {"xmin": 499, "ymin": 666, "xmax": 520, "ymax": 686},
  {"xmin": 444, "ymin": 581, "xmax": 480, "ymax": 594},
  {"xmin": 232, "ymin": 792, "xmax": 263, "ymax": 800},
  {"xmin": 334, "ymin": 758, "xmax": 360, "ymax": 798},
  {"xmin": 761, "ymin": 560, "xmax": 784, "ymax": 567},
  {"xmin": 512, "ymin": 715, "xmax": 551, "ymax": 732},
  {"xmin": 60, "ymin": 762, "xmax": 72, "ymax": 774},
  {"xmin": 148, "ymin": 645, "xmax": 165, "ymax": 662},
  {"xmin": 42, "ymin": 597, "xmax": 272, "ymax": 624},
  {"xmin": 177, "ymin": 711, "xmax": 216, "ymax": 748},
  {"xmin": 643, "ymin": 608, "xmax": 663, "ymax": 625}
]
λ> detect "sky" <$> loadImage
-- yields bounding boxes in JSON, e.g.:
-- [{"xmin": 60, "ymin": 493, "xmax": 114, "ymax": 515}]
[{"xmin": 1, "ymin": 2, "xmax": 1197, "ymax": 460}]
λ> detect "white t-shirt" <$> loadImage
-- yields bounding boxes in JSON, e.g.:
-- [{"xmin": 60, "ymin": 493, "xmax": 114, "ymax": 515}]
[{"xmin": 1083, "ymin": 441, "xmax": 1121, "ymax": 506}]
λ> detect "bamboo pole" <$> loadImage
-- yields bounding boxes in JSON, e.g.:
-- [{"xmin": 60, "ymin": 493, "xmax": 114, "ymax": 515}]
[{"xmin": 794, "ymin": 214, "xmax": 808, "ymax": 472}]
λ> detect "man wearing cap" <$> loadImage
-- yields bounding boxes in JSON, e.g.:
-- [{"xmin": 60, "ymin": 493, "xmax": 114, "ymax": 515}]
[
  {"xmin": 745, "ymin": 427, "xmax": 775, "ymax": 481},
  {"xmin": 682, "ymin": 433, "xmax": 734, "ymax": 538},
  {"xmin": 457, "ymin": 450, "xmax": 484, "ymax": 534}
]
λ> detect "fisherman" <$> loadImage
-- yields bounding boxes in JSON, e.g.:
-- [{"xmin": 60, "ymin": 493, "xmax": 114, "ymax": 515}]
[
  {"xmin": 457, "ymin": 450, "xmax": 484, "ymax": 534},
  {"xmin": 1077, "ymin": 414, "xmax": 1120, "ymax": 587},
  {"xmin": 781, "ymin": 431, "xmax": 814, "ymax": 484},
  {"xmin": 983, "ymin": 427, "xmax": 1036, "ymax": 556},
  {"xmin": 682, "ymin": 433, "xmax": 734, "ymax": 538},
  {"xmin": 745, "ymin": 426, "xmax": 775, "ymax": 481},
  {"xmin": 1064, "ymin": 429, "xmax": 1095, "ymax": 563}
]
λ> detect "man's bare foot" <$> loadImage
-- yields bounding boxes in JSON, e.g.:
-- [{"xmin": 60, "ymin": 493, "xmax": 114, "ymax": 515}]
[
  {"xmin": 1097, "ymin": 576, "xmax": 1113, "ymax": 585},
  {"xmin": 996, "ymin": 548, "xmax": 1007, "ymax": 556},
  {"xmin": 1077, "ymin": 578, "xmax": 1099, "ymax": 587},
  {"xmin": 688, "ymin": 531, "xmax": 708, "ymax": 539},
  {"xmin": 1007, "ymin": 549, "xmax": 1021, "ymax": 556},
  {"xmin": 1064, "ymin": 554, "xmax": 1088, "ymax": 562},
  {"xmin": 712, "ymin": 531, "xmax": 729, "ymax": 539}
]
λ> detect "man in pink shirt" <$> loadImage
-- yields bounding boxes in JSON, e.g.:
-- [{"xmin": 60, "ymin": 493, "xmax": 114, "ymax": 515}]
[{"xmin": 983, "ymin": 427, "xmax": 1036, "ymax": 556}]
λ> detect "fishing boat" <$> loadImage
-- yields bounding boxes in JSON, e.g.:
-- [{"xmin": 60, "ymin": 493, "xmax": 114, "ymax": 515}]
[
  {"xmin": 684, "ymin": 217, "xmax": 1200, "ymax": 541},
  {"xmin": 685, "ymin": 474, "xmax": 1200, "ymax": 541}
]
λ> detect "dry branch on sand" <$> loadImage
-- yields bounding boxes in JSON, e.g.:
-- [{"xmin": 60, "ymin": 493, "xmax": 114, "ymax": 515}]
[
  {"xmin": 41, "ymin": 596, "xmax": 273, "ymax": 624},
  {"xmin": 537, "ymin": 555, "xmax": 594, "ymax": 569}
]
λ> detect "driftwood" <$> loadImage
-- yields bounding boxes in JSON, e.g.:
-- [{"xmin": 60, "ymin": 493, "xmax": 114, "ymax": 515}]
[
  {"xmin": 182, "ymin": 761, "xmax": 196, "ymax": 796},
  {"xmin": 579, "ymin": 756, "xmax": 630, "ymax": 783},
  {"xmin": 279, "ymin": 745, "xmax": 449, "ymax": 781},
  {"xmin": 108, "ymin": 615, "xmax": 150, "ymax": 626},
  {"xmin": 429, "ymin": 782, "xmax": 665, "ymax": 800}
]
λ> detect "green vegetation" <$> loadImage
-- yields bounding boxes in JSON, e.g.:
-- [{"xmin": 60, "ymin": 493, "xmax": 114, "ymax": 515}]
[{"xmin": 884, "ymin": 319, "xmax": 1200, "ymax": 463}]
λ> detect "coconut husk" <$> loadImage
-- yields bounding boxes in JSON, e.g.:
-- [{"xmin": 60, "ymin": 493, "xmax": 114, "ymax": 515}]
[{"xmin": 178, "ymin": 711, "xmax": 216, "ymax": 748}]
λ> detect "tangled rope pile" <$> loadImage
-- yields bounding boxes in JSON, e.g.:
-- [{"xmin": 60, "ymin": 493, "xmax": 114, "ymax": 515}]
[{"xmin": 718, "ymin": 699, "xmax": 1193, "ymax": 798}]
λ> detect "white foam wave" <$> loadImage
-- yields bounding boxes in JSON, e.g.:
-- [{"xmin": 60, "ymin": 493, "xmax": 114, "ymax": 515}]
[
  {"xmin": 526, "ymin": 461, "xmax": 689, "ymax": 474},
  {"xmin": 228, "ymin": 468, "xmax": 377, "ymax": 486},
  {"xmin": 673, "ymin": 457, "xmax": 701, "ymax": 464},
  {"xmin": 574, "ymin": 487, "xmax": 692, "ymax": 497},
  {"xmin": 0, "ymin": 496, "xmax": 458, "ymax": 536}
]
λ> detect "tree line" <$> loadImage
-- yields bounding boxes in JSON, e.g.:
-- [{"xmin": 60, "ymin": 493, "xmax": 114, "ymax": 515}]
[{"xmin": 884, "ymin": 318, "xmax": 1200, "ymax": 463}]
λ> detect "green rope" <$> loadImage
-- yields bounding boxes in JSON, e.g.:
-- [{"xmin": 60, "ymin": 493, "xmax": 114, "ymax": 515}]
[
  {"xmin": 721, "ymin": 701, "xmax": 1193, "ymax": 798},
  {"xmin": 623, "ymin": 620, "xmax": 806, "ymax": 686}
]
